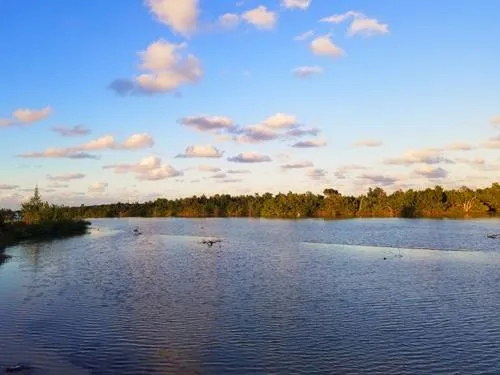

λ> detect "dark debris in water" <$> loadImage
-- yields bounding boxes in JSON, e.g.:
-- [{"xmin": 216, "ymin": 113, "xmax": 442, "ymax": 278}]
[
  {"xmin": 2, "ymin": 364, "xmax": 32, "ymax": 373},
  {"xmin": 201, "ymin": 239, "xmax": 223, "ymax": 248},
  {"xmin": 487, "ymin": 233, "xmax": 500, "ymax": 239}
]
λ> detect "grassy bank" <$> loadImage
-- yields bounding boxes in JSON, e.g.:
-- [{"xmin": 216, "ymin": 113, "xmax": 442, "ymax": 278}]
[{"xmin": 0, "ymin": 219, "xmax": 90, "ymax": 263}]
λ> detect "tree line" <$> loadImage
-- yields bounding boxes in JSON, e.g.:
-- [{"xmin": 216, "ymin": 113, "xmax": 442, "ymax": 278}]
[{"xmin": 3, "ymin": 183, "xmax": 497, "ymax": 220}]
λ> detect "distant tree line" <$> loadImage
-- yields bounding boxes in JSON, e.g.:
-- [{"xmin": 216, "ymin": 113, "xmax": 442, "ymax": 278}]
[{"xmin": 3, "ymin": 183, "xmax": 495, "ymax": 220}]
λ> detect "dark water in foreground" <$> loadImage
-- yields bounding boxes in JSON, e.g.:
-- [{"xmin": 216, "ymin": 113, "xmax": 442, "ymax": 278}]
[{"xmin": 1, "ymin": 218, "xmax": 500, "ymax": 374}]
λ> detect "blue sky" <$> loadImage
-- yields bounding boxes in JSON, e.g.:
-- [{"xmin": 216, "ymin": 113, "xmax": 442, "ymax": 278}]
[{"xmin": 1, "ymin": 0, "xmax": 499, "ymax": 208}]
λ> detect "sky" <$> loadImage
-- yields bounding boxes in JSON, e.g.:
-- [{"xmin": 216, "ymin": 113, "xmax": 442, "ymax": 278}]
[{"xmin": 1, "ymin": 0, "xmax": 499, "ymax": 209}]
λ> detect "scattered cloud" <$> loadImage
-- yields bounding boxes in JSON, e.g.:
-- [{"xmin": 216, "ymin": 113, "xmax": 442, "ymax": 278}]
[
  {"xmin": 0, "ymin": 106, "xmax": 52, "ymax": 127},
  {"xmin": 353, "ymin": 139, "xmax": 383, "ymax": 148},
  {"xmin": 121, "ymin": 133, "xmax": 155, "ymax": 149},
  {"xmin": 282, "ymin": 0, "xmax": 311, "ymax": 10},
  {"xmin": 320, "ymin": 11, "xmax": 389, "ymax": 37},
  {"xmin": 335, "ymin": 164, "xmax": 368, "ymax": 179},
  {"xmin": 360, "ymin": 173, "xmax": 397, "ymax": 186},
  {"xmin": 291, "ymin": 139, "xmax": 327, "ymax": 148},
  {"xmin": 0, "ymin": 184, "xmax": 19, "ymax": 190},
  {"xmin": 47, "ymin": 183, "xmax": 69, "ymax": 189},
  {"xmin": 176, "ymin": 145, "xmax": 225, "ymax": 158},
  {"xmin": 455, "ymin": 157, "xmax": 485, "ymax": 166},
  {"xmin": 211, "ymin": 172, "xmax": 228, "ymax": 179},
  {"xmin": 227, "ymin": 169, "xmax": 251, "ymax": 174},
  {"xmin": 491, "ymin": 115, "xmax": 500, "ymax": 128},
  {"xmin": 294, "ymin": 30, "xmax": 314, "ymax": 41},
  {"xmin": 310, "ymin": 35, "xmax": 345, "ymax": 57},
  {"xmin": 292, "ymin": 66, "xmax": 323, "ymax": 78},
  {"xmin": 18, "ymin": 133, "xmax": 154, "ymax": 159},
  {"xmin": 483, "ymin": 135, "xmax": 500, "ymax": 149},
  {"xmin": 447, "ymin": 142, "xmax": 474, "ymax": 151},
  {"xmin": 235, "ymin": 125, "xmax": 279, "ymax": 143},
  {"xmin": 307, "ymin": 168, "xmax": 327, "ymax": 180},
  {"xmin": 320, "ymin": 11, "xmax": 361, "ymax": 24},
  {"xmin": 109, "ymin": 39, "xmax": 202, "ymax": 96},
  {"xmin": 262, "ymin": 113, "xmax": 298, "ymax": 129},
  {"xmin": 145, "ymin": 0, "xmax": 199, "ymax": 36},
  {"xmin": 242, "ymin": 6, "xmax": 277, "ymax": 30},
  {"xmin": 349, "ymin": 17, "xmax": 389, "ymax": 37},
  {"xmin": 180, "ymin": 115, "xmax": 236, "ymax": 133},
  {"xmin": 47, "ymin": 173, "xmax": 85, "ymax": 182},
  {"xmin": 228, "ymin": 152, "xmax": 272, "ymax": 163},
  {"xmin": 414, "ymin": 166, "xmax": 449, "ymax": 179},
  {"xmin": 103, "ymin": 156, "xmax": 182, "ymax": 181},
  {"xmin": 198, "ymin": 165, "xmax": 222, "ymax": 173},
  {"xmin": 385, "ymin": 148, "xmax": 454, "ymax": 165},
  {"xmin": 286, "ymin": 127, "xmax": 320, "ymax": 137},
  {"xmin": 52, "ymin": 125, "xmax": 91, "ymax": 137},
  {"xmin": 219, "ymin": 13, "xmax": 240, "ymax": 29},
  {"xmin": 88, "ymin": 182, "xmax": 109, "ymax": 193},
  {"xmin": 281, "ymin": 161, "xmax": 314, "ymax": 169},
  {"xmin": 219, "ymin": 178, "xmax": 242, "ymax": 183}
]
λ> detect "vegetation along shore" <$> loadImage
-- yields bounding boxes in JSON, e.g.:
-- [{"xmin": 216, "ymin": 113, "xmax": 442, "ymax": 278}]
[
  {"xmin": 3, "ymin": 183, "xmax": 499, "ymax": 221},
  {"xmin": 0, "ymin": 187, "xmax": 89, "ymax": 263}
]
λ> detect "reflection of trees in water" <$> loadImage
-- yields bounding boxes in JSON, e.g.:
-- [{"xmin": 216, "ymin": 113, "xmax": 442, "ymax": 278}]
[{"xmin": 0, "ymin": 247, "xmax": 10, "ymax": 267}]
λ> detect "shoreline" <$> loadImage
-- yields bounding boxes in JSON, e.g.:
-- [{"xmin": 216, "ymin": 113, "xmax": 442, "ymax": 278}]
[{"xmin": 0, "ymin": 220, "xmax": 90, "ymax": 263}]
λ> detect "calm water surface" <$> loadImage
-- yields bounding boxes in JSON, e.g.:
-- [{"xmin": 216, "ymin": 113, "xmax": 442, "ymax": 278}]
[{"xmin": 1, "ymin": 218, "xmax": 500, "ymax": 374}]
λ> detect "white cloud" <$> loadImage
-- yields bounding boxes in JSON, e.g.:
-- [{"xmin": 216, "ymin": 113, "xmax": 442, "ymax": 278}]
[
  {"xmin": 353, "ymin": 139, "xmax": 383, "ymax": 148},
  {"xmin": 242, "ymin": 6, "xmax": 277, "ymax": 30},
  {"xmin": 310, "ymin": 35, "xmax": 345, "ymax": 57},
  {"xmin": 121, "ymin": 133, "xmax": 155, "ymax": 150},
  {"xmin": 235, "ymin": 125, "xmax": 280, "ymax": 143},
  {"xmin": 262, "ymin": 113, "xmax": 297, "ymax": 129},
  {"xmin": 456, "ymin": 157, "xmax": 485, "ymax": 166},
  {"xmin": 282, "ymin": 0, "xmax": 311, "ymax": 10},
  {"xmin": 138, "ymin": 39, "xmax": 186, "ymax": 71},
  {"xmin": 180, "ymin": 115, "xmax": 236, "ymax": 133},
  {"xmin": 52, "ymin": 125, "xmax": 90, "ymax": 137},
  {"xmin": 18, "ymin": 133, "xmax": 154, "ymax": 159},
  {"xmin": 177, "ymin": 145, "xmax": 225, "ymax": 158},
  {"xmin": 349, "ymin": 17, "xmax": 389, "ymax": 37},
  {"xmin": 88, "ymin": 182, "xmax": 109, "ymax": 193},
  {"xmin": 103, "ymin": 156, "xmax": 182, "ymax": 181},
  {"xmin": 292, "ymin": 66, "xmax": 323, "ymax": 78},
  {"xmin": 0, "ymin": 184, "xmax": 19, "ymax": 190},
  {"xmin": 385, "ymin": 148, "xmax": 454, "ymax": 165},
  {"xmin": 320, "ymin": 11, "xmax": 389, "ymax": 37},
  {"xmin": 145, "ymin": 0, "xmax": 199, "ymax": 36},
  {"xmin": 307, "ymin": 168, "xmax": 327, "ymax": 180},
  {"xmin": 414, "ymin": 166, "xmax": 448, "ymax": 179},
  {"xmin": 281, "ymin": 161, "xmax": 314, "ymax": 169},
  {"xmin": 81, "ymin": 135, "xmax": 115, "ymax": 151},
  {"xmin": 0, "ymin": 106, "xmax": 52, "ymax": 127},
  {"xmin": 483, "ymin": 135, "xmax": 500, "ymax": 149},
  {"xmin": 491, "ymin": 115, "xmax": 500, "ymax": 128},
  {"xmin": 47, "ymin": 173, "xmax": 86, "ymax": 182},
  {"xmin": 360, "ymin": 173, "xmax": 397, "ymax": 186},
  {"xmin": 110, "ymin": 39, "xmax": 202, "ymax": 95},
  {"xmin": 198, "ymin": 165, "xmax": 222, "ymax": 173},
  {"xmin": 447, "ymin": 142, "xmax": 474, "ymax": 151},
  {"xmin": 219, "ymin": 13, "xmax": 240, "ymax": 29},
  {"xmin": 294, "ymin": 30, "xmax": 314, "ymax": 41},
  {"xmin": 14, "ymin": 106, "xmax": 53, "ymax": 124},
  {"xmin": 228, "ymin": 152, "xmax": 272, "ymax": 163},
  {"xmin": 291, "ymin": 139, "xmax": 327, "ymax": 148},
  {"xmin": 227, "ymin": 169, "xmax": 251, "ymax": 174},
  {"xmin": 320, "ymin": 11, "xmax": 362, "ymax": 24}
]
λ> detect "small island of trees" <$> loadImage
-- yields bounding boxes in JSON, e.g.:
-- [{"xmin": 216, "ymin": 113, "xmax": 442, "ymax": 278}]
[{"xmin": 0, "ymin": 187, "xmax": 89, "ymax": 264}]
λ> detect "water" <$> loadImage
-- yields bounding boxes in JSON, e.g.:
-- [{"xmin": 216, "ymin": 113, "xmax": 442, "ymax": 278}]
[{"xmin": 1, "ymin": 218, "xmax": 500, "ymax": 374}]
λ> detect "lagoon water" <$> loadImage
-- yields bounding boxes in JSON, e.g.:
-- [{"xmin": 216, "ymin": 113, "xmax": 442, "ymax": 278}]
[{"xmin": 1, "ymin": 218, "xmax": 500, "ymax": 374}]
